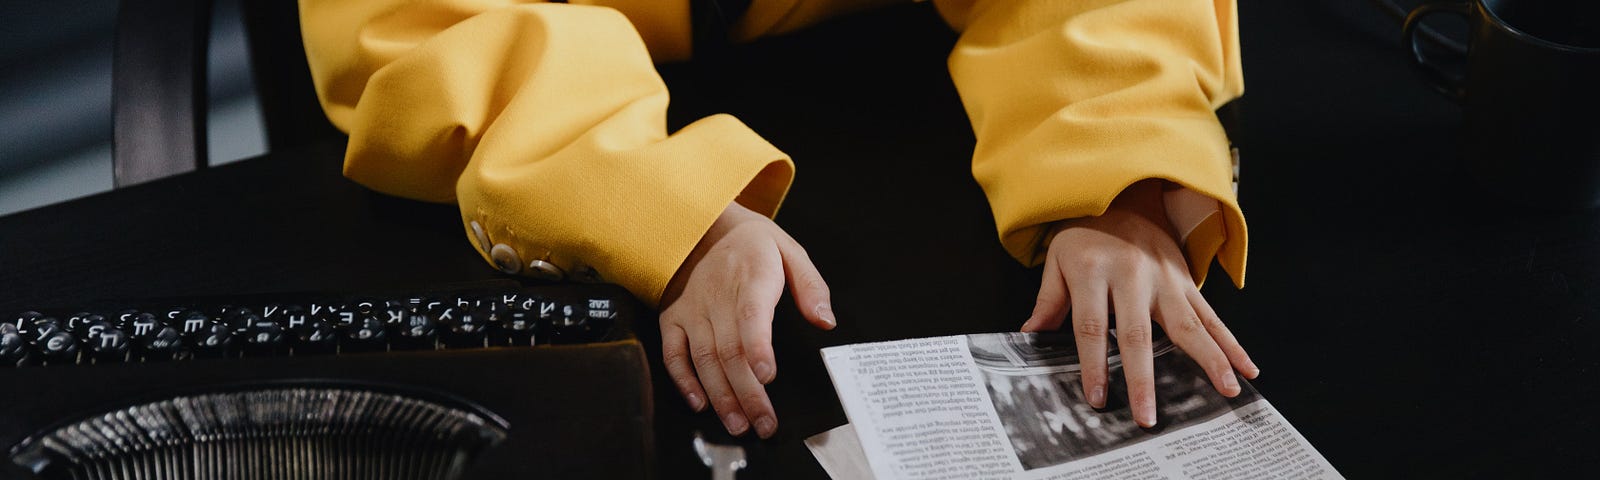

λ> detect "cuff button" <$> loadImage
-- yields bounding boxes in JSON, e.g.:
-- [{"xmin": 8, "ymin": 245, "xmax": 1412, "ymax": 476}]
[
  {"xmin": 490, "ymin": 244, "xmax": 522, "ymax": 274},
  {"xmin": 527, "ymin": 259, "xmax": 565, "ymax": 281},
  {"xmin": 470, "ymin": 221, "xmax": 491, "ymax": 251}
]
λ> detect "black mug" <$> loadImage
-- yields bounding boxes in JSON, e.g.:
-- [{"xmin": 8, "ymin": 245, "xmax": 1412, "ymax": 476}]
[{"xmin": 1405, "ymin": 0, "xmax": 1600, "ymax": 209}]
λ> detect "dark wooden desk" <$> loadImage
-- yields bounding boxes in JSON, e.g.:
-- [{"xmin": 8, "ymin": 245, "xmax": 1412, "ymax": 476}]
[{"xmin": 4, "ymin": 1, "xmax": 1599, "ymax": 478}]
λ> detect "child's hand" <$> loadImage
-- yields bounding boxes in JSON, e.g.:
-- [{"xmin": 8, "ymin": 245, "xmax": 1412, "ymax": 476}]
[
  {"xmin": 659, "ymin": 202, "xmax": 835, "ymax": 438},
  {"xmin": 1021, "ymin": 180, "xmax": 1259, "ymax": 428}
]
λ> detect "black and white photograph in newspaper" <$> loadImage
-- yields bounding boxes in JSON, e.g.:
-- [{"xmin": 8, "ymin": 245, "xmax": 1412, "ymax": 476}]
[{"xmin": 967, "ymin": 332, "xmax": 1262, "ymax": 471}]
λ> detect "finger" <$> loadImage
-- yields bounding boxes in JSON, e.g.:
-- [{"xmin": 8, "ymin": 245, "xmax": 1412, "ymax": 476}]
[
  {"xmin": 1022, "ymin": 256, "xmax": 1071, "ymax": 332},
  {"xmin": 1188, "ymin": 289, "xmax": 1260, "ymax": 379},
  {"xmin": 1111, "ymin": 277, "xmax": 1158, "ymax": 428},
  {"xmin": 1067, "ymin": 279, "xmax": 1110, "ymax": 408},
  {"xmin": 683, "ymin": 320, "xmax": 749, "ymax": 436},
  {"xmin": 777, "ymin": 237, "xmax": 836, "ymax": 330},
  {"xmin": 735, "ymin": 274, "xmax": 785, "ymax": 385},
  {"xmin": 661, "ymin": 322, "xmax": 708, "ymax": 412},
  {"xmin": 1155, "ymin": 288, "xmax": 1240, "ymax": 398},
  {"xmin": 714, "ymin": 291, "xmax": 780, "ymax": 438}
]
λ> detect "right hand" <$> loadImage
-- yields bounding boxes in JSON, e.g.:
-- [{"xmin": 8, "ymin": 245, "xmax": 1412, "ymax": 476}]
[{"xmin": 659, "ymin": 202, "xmax": 836, "ymax": 438}]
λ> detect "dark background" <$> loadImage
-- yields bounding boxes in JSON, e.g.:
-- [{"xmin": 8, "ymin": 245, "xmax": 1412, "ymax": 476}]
[{"xmin": 4, "ymin": 0, "xmax": 1598, "ymax": 478}]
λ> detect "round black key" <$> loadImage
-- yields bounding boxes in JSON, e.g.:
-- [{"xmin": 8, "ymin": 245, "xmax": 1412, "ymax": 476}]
[
  {"xmin": 114, "ymin": 309, "xmax": 143, "ymax": 326},
  {"xmin": 493, "ymin": 310, "xmax": 539, "ymax": 347},
  {"xmin": 551, "ymin": 303, "xmax": 611, "ymax": 345},
  {"xmin": 175, "ymin": 311, "xmax": 212, "ymax": 336},
  {"xmin": 280, "ymin": 305, "xmax": 310, "ymax": 330},
  {"xmin": 158, "ymin": 306, "xmax": 188, "ymax": 322},
  {"xmin": 116, "ymin": 312, "xmax": 157, "ymax": 333},
  {"xmin": 222, "ymin": 311, "xmax": 259, "ymax": 335},
  {"xmin": 308, "ymin": 303, "xmax": 352, "ymax": 333},
  {"xmin": 13, "ymin": 311, "xmax": 43, "ymax": 326},
  {"xmin": 377, "ymin": 306, "xmax": 408, "ymax": 330},
  {"xmin": 24, "ymin": 316, "xmax": 62, "ymax": 344},
  {"xmin": 259, "ymin": 303, "xmax": 286, "ymax": 319},
  {"xmin": 342, "ymin": 315, "xmax": 389, "ymax": 353},
  {"xmin": 292, "ymin": 321, "xmax": 338, "ymax": 355},
  {"xmin": 138, "ymin": 325, "xmax": 184, "ymax": 361},
  {"xmin": 350, "ymin": 299, "xmax": 384, "ymax": 315},
  {"xmin": 191, "ymin": 324, "xmax": 236, "ymax": 358},
  {"xmin": 126, "ymin": 314, "xmax": 163, "ymax": 339},
  {"xmin": 1, "ymin": 323, "xmax": 30, "ymax": 366},
  {"xmin": 477, "ymin": 297, "xmax": 508, "ymax": 322},
  {"xmin": 242, "ymin": 318, "xmax": 287, "ymax": 356},
  {"xmin": 81, "ymin": 319, "xmax": 116, "ymax": 343},
  {"xmin": 64, "ymin": 312, "xmax": 99, "ymax": 333},
  {"xmin": 442, "ymin": 308, "xmax": 490, "ymax": 349},
  {"xmin": 87, "ymin": 327, "xmax": 131, "ymax": 362},
  {"xmin": 38, "ymin": 330, "xmax": 79, "ymax": 364},
  {"xmin": 393, "ymin": 310, "xmax": 438, "ymax": 350}
]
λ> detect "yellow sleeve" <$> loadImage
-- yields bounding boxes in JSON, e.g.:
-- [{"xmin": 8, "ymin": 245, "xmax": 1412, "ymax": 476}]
[
  {"xmin": 300, "ymin": 1, "xmax": 794, "ymax": 306},
  {"xmin": 935, "ymin": 0, "xmax": 1248, "ymax": 287}
]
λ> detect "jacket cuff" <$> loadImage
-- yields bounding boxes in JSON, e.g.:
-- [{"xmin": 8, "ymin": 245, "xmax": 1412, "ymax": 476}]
[
  {"xmin": 996, "ymin": 117, "xmax": 1247, "ymax": 288},
  {"xmin": 457, "ymin": 114, "xmax": 794, "ymax": 307}
]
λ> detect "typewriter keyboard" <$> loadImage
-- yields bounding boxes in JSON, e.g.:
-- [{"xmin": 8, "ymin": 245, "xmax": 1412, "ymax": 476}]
[{"xmin": 0, "ymin": 284, "xmax": 632, "ymax": 366}]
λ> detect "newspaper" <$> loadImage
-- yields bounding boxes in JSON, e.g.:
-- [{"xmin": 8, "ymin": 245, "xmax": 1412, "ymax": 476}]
[{"xmin": 809, "ymin": 333, "xmax": 1341, "ymax": 479}]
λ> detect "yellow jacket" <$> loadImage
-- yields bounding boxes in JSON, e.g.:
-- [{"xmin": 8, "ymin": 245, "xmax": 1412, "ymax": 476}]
[{"xmin": 299, "ymin": 0, "xmax": 1246, "ymax": 307}]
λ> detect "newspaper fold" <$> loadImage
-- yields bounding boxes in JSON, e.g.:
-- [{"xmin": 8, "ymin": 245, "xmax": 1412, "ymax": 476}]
[{"xmin": 813, "ymin": 333, "xmax": 1342, "ymax": 479}]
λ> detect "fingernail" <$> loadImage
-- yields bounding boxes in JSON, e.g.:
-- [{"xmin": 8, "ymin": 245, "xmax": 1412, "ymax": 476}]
[
  {"xmin": 754, "ymin": 361, "xmax": 776, "ymax": 383},
  {"xmin": 816, "ymin": 303, "xmax": 836, "ymax": 328},
  {"xmin": 1222, "ymin": 373, "xmax": 1240, "ymax": 396},
  {"xmin": 685, "ymin": 392, "xmax": 705, "ymax": 412},
  {"xmin": 1247, "ymin": 365, "xmax": 1261, "ymax": 379},
  {"xmin": 1088, "ymin": 385, "xmax": 1105, "ymax": 408},
  {"xmin": 723, "ymin": 412, "xmax": 749, "ymax": 435},
  {"xmin": 1138, "ymin": 407, "xmax": 1157, "ymax": 427},
  {"xmin": 754, "ymin": 415, "xmax": 777, "ymax": 438}
]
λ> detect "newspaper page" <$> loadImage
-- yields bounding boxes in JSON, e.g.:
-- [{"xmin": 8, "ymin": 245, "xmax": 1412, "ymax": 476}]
[{"xmin": 819, "ymin": 333, "xmax": 1341, "ymax": 479}]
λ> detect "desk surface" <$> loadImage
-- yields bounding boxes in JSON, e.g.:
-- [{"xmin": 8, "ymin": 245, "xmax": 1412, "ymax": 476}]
[{"xmin": 5, "ymin": 1, "xmax": 1600, "ymax": 478}]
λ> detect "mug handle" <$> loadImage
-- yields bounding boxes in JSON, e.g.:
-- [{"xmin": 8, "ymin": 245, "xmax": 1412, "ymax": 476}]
[{"xmin": 1403, "ymin": 1, "xmax": 1471, "ymax": 102}]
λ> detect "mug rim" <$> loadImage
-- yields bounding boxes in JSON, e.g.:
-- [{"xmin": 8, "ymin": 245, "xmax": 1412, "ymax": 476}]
[{"xmin": 1474, "ymin": 0, "xmax": 1600, "ymax": 53}]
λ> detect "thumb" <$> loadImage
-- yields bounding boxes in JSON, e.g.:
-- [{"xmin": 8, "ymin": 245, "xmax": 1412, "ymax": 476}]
[
  {"xmin": 776, "ymin": 237, "xmax": 835, "ymax": 330},
  {"xmin": 1022, "ymin": 256, "xmax": 1070, "ymax": 332}
]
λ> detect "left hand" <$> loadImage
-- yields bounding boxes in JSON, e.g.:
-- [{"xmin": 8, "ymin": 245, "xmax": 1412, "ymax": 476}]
[{"xmin": 1020, "ymin": 180, "xmax": 1259, "ymax": 427}]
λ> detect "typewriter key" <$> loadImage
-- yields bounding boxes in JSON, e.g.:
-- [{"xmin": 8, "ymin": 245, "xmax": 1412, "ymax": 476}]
[
  {"xmin": 291, "ymin": 321, "xmax": 338, "ymax": 354},
  {"xmin": 394, "ymin": 310, "xmax": 439, "ymax": 350},
  {"xmin": 23, "ymin": 315, "xmax": 62, "ymax": 344},
  {"xmin": 64, "ymin": 312, "xmax": 100, "ymax": 332},
  {"xmin": 127, "ymin": 313, "xmax": 162, "ymax": 339},
  {"xmin": 1, "ymin": 323, "xmax": 29, "ymax": 366},
  {"xmin": 138, "ymin": 324, "xmax": 184, "ymax": 361},
  {"xmin": 494, "ymin": 310, "xmax": 538, "ymax": 346},
  {"xmin": 192, "ymin": 324, "xmax": 236, "ymax": 358},
  {"xmin": 442, "ymin": 308, "xmax": 490, "ymax": 348},
  {"xmin": 343, "ymin": 315, "xmax": 389, "ymax": 353},
  {"xmin": 12, "ymin": 310, "xmax": 41, "ymax": 328},
  {"xmin": 176, "ymin": 310, "xmax": 211, "ymax": 335},
  {"xmin": 38, "ymin": 330, "xmax": 79, "ymax": 364},
  {"xmin": 88, "ymin": 326, "xmax": 131, "ymax": 362},
  {"xmin": 242, "ymin": 318, "xmax": 287, "ymax": 356}
]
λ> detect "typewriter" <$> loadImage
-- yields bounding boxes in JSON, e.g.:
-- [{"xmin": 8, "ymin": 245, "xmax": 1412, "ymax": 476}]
[{"xmin": 0, "ymin": 281, "xmax": 654, "ymax": 479}]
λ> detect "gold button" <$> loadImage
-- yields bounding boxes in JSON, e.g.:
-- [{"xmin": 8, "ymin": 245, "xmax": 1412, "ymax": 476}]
[
  {"xmin": 490, "ymin": 244, "xmax": 522, "ymax": 274},
  {"xmin": 470, "ymin": 221, "xmax": 491, "ymax": 252},
  {"xmin": 526, "ymin": 259, "xmax": 565, "ymax": 281}
]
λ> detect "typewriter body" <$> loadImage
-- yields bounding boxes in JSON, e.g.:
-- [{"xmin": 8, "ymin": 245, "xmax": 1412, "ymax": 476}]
[{"xmin": 0, "ymin": 282, "xmax": 655, "ymax": 479}]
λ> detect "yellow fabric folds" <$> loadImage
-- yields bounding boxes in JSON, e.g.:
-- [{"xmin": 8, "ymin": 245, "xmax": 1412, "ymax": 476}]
[
  {"xmin": 936, "ymin": 0, "xmax": 1247, "ymax": 287},
  {"xmin": 300, "ymin": 1, "xmax": 793, "ymax": 306},
  {"xmin": 299, "ymin": 0, "xmax": 1248, "ymax": 307}
]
